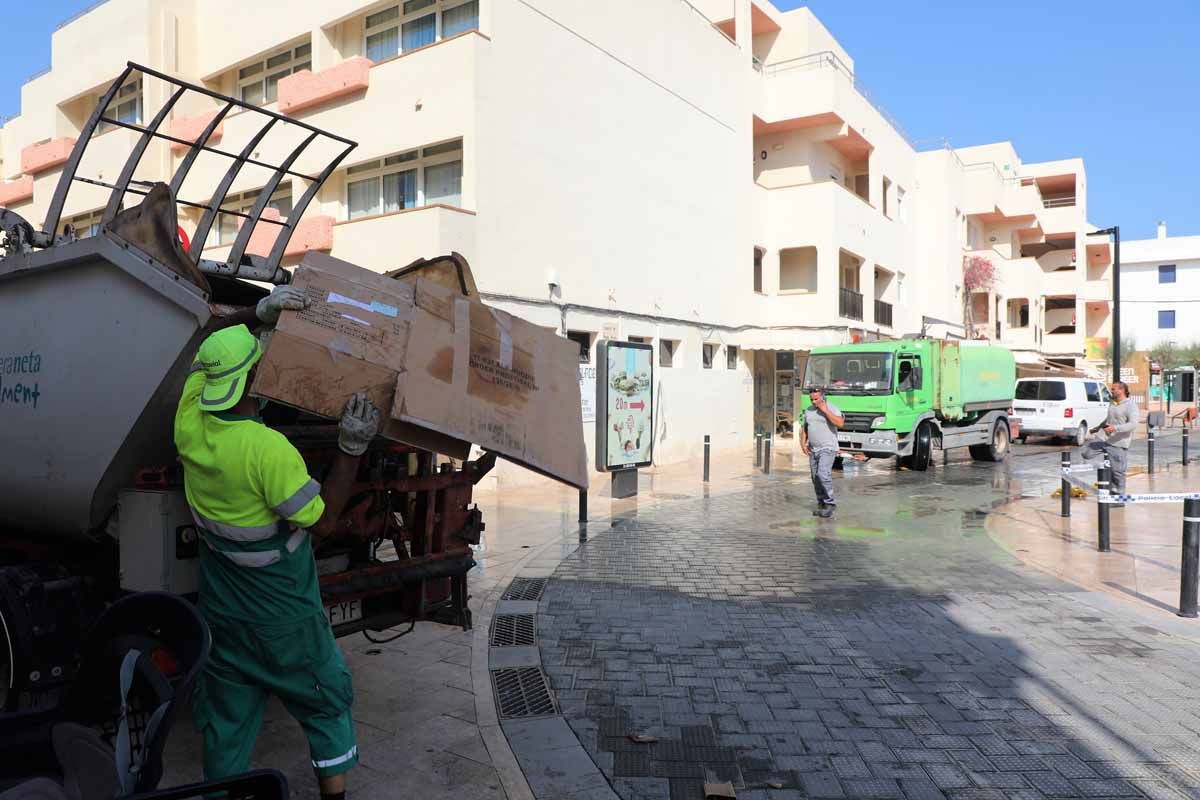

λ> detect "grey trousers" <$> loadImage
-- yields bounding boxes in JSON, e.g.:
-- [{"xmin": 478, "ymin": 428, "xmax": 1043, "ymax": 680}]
[
  {"xmin": 810, "ymin": 449, "xmax": 837, "ymax": 506},
  {"xmin": 1081, "ymin": 440, "xmax": 1129, "ymax": 494}
]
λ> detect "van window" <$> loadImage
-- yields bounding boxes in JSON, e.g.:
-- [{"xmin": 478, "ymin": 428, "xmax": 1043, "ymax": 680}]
[
  {"xmin": 1084, "ymin": 382, "xmax": 1101, "ymax": 402},
  {"xmin": 1016, "ymin": 380, "xmax": 1066, "ymax": 401}
]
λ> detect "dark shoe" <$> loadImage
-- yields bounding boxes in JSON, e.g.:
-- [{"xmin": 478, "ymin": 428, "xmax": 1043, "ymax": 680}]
[
  {"xmin": 817, "ymin": 505, "xmax": 834, "ymax": 518},
  {"xmin": 812, "ymin": 506, "xmax": 824, "ymax": 516}
]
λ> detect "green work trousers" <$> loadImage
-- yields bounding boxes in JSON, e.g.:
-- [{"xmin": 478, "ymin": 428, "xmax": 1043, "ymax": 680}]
[{"xmin": 193, "ymin": 610, "xmax": 357, "ymax": 780}]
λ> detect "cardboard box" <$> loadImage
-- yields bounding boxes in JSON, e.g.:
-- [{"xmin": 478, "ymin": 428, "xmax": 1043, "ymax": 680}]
[{"xmin": 251, "ymin": 252, "xmax": 588, "ymax": 488}]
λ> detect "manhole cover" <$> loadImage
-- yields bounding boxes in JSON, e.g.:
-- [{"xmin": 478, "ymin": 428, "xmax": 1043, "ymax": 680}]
[
  {"xmin": 491, "ymin": 667, "xmax": 557, "ymax": 719},
  {"xmin": 503, "ymin": 577, "xmax": 547, "ymax": 602},
  {"xmin": 491, "ymin": 614, "xmax": 537, "ymax": 647}
]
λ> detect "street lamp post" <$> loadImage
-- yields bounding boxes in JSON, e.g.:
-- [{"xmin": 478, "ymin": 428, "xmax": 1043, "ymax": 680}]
[{"xmin": 1088, "ymin": 226, "xmax": 1120, "ymax": 381}]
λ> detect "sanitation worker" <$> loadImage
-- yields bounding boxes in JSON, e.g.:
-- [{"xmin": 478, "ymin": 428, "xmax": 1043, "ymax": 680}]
[
  {"xmin": 800, "ymin": 386, "xmax": 844, "ymax": 518},
  {"xmin": 1081, "ymin": 379, "xmax": 1139, "ymax": 507},
  {"xmin": 175, "ymin": 285, "xmax": 380, "ymax": 799}
]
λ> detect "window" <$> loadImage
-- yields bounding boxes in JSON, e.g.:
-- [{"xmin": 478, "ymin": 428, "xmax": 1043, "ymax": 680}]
[
  {"xmin": 1085, "ymin": 382, "xmax": 1102, "ymax": 402},
  {"xmin": 1160, "ymin": 264, "xmax": 1177, "ymax": 284},
  {"xmin": 346, "ymin": 139, "xmax": 463, "ymax": 220},
  {"xmin": 659, "ymin": 339, "xmax": 678, "ymax": 368},
  {"xmin": 566, "ymin": 331, "xmax": 592, "ymax": 364},
  {"xmin": 628, "ymin": 336, "xmax": 648, "ymax": 344},
  {"xmin": 97, "ymin": 77, "xmax": 142, "ymax": 133},
  {"xmin": 753, "ymin": 247, "xmax": 763, "ymax": 293},
  {"xmin": 64, "ymin": 209, "xmax": 103, "ymax": 239},
  {"xmin": 726, "ymin": 345, "xmax": 738, "ymax": 370},
  {"xmin": 702, "ymin": 343, "xmax": 716, "ymax": 369},
  {"xmin": 881, "ymin": 176, "xmax": 892, "ymax": 218},
  {"xmin": 238, "ymin": 43, "xmax": 311, "ymax": 105},
  {"xmin": 1006, "ymin": 298, "xmax": 1029, "ymax": 328},
  {"xmin": 1159, "ymin": 310, "xmax": 1176, "ymax": 329},
  {"xmin": 213, "ymin": 184, "xmax": 292, "ymax": 246},
  {"xmin": 364, "ymin": 0, "xmax": 478, "ymax": 62},
  {"xmin": 1016, "ymin": 381, "xmax": 1066, "ymax": 401},
  {"xmin": 896, "ymin": 186, "xmax": 907, "ymax": 222}
]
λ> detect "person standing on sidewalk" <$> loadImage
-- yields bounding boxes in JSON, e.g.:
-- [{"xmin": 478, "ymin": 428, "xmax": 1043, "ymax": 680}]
[
  {"xmin": 1081, "ymin": 380, "xmax": 1139, "ymax": 502},
  {"xmin": 800, "ymin": 387, "xmax": 844, "ymax": 518}
]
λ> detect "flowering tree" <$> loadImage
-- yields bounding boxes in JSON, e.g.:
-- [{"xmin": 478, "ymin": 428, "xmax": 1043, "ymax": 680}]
[{"xmin": 962, "ymin": 255, "xmax": 996, "ymax": 338}]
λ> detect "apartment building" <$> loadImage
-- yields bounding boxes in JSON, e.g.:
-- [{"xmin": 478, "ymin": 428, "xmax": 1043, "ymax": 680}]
[
  {"xmin": 0, "ymin": 0, "xmax": 1111, "ymax": 484},
  {"xmin": 1122, "ymin": 222, "xmax": 1200, "ymax": 350}
]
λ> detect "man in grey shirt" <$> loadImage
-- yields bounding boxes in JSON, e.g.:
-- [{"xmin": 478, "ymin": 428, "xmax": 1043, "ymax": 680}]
[
  {"xmin": 800, "ymin": 388, "xmax": 844, "ymax": 518},
  {"xmin": 1080, "ymin": 380, "xmax": 1139, "ymax": 501}
]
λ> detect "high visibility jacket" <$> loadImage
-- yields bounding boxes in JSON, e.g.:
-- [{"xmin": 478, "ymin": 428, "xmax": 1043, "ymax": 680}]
[{"xmin": 174, "ymin": 366, "xmax": 326, "ymax": 622}]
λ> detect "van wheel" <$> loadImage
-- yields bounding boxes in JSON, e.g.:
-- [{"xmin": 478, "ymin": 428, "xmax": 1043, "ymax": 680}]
[
  {"xmin": 1073, "ymin": 421, "xmax": 1087, "ymax": 447},
  {"xmin": 970, "ymin": 420, "xmax": 1010, "ymax": 462}
]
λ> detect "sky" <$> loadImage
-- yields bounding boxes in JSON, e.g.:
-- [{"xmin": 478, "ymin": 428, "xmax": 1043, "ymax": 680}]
[{"xmin": 2, "ymin": 0, "xmax": 1198, "ymax": 240}]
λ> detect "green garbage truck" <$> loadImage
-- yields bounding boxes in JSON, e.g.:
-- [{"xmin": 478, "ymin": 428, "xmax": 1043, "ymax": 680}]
[{"xmin": 799, "ymin": 339, "xmax": 1017, "ymax": 470}]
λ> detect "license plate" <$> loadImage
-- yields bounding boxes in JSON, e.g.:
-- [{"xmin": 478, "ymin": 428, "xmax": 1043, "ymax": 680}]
[{"xmin": 326, "ymin": 600, "xmax": 363, "ymax": 627}]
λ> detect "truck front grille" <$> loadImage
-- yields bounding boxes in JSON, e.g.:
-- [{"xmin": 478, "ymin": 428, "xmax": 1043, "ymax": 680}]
[{"xmin": 841, "ymin": 412, "xmax": 878, "ymax": 433}]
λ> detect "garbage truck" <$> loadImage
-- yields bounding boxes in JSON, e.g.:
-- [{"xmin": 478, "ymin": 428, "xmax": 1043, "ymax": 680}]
[
  {"xmin": 0, "ymin": 63, "xmax": 586, "ymax": 711},
  {"xmin": 799, "ymin": 338, "xmax": 1018, "ymax": 470}
]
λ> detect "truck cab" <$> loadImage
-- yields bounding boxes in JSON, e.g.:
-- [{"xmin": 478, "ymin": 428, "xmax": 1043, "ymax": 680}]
[{"xmin": 800, "ymin": 339, "xmax": 1015, "ymax": 470}]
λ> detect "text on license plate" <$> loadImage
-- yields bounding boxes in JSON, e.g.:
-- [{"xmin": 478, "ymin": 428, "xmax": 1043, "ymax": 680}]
[{"xmin": 326, "ymin": 600, "xmax": 363, "ymax": 627}]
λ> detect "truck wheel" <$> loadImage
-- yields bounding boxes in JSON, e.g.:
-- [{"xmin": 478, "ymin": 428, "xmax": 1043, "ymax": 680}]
[
  {"xmin": 911, "ymin": 422, "xmax": 933, "ymax": 472},
  {"xmin": 1073, "ymin": 422, "xmax": 1087, "ymax": 447},
  {"xmin": 970, "ymin": 420, "xmax": 1010, "ymax": 462}
]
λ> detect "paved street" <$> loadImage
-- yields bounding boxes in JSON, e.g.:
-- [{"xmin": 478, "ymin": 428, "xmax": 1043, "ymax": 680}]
[{"xmin": 513, "ymin": 432, "xmax": 1200, "ymax": 800}]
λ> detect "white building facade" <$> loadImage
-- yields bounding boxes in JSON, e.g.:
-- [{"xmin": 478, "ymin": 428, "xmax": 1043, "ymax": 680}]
[
  {"xmin": 1121, "ymin": 223, "xmax": 1200, "ymax": 351},
  {"xmin": 0, "ymin": 0, "xmax": 1112, "ymax": 485}
]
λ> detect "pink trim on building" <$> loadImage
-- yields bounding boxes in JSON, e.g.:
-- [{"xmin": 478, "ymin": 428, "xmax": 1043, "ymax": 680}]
[
  {"xmin": 277, "ymin": 57, "xmax": 371, "ymax": 115},
  {"xmin": 168, "ymin": 111, "xmax": 225, "ymax": 153},
  {"xmin": 244, "ymin": 209, "xmax": 334, "ymax": 258},
  {"xmin": 0, "ymin": 176, "xmax": 34, "ymax": 206},
  {"xmin": 20, "ymin": 138, "xmax": 76, "ymax": 175}
]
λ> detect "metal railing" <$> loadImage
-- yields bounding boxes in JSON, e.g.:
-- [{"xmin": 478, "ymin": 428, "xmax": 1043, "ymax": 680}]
[
  {"xmin": 24, "ymin": 66, "xmax": 50, "ymax": 84},
  {"xmin": 874, "ymin": 299, "xmax": 893, "ymax": 328},
  {"xmin": 55, "ymin": 0, "xmax": 114, "ymax": 30},
  {"xmin": 762, "ymin": 50, "xmax": 914, "ymax": 148},
  {"xmin": 839, "ymin": 287, "xmax": 864, "ymax": 321},
  {"xmin": 1042, "ymin": 196, "xmax": 1077, "ymax": 208}
]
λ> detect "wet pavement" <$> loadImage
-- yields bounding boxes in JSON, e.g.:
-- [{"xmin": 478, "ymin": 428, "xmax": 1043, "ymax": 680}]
[{"xmin": 509, "ymin": 431, "xmax": 1200, "ymax": 800}]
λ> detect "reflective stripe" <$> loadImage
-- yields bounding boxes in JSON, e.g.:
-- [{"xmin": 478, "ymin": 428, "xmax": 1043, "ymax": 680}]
[
  {"xmin": 199, "ymin": 374, "xmax": 245, "ymax": 408},
  {"xmin": 207, "ymin": 341, "xmax": 262, "ymax": 380},
  {"xmin": 313, "ymin": 745, "xmax": 358, "ymax": 770},
  {"xmin": 199, "ymin": 533, "xmax": 281, "ymax": 568},
  {"xmin": 224, "ymin": 549, "xmax": 281, "ymax": 568},
  {"xmin": 191, "ymin": 508, "xmax": 280, "ymax": 543},
  {"xmin": 285, "ymin": 528, "xmax": 308, "ymax": 553},
  {"xmin": 275, "ymin": 478, "xmax": 321, "ymax": 519}
]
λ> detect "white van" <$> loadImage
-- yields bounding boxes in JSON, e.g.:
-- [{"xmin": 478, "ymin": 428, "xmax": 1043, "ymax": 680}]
[{"xmin": 1012, "ymin": 378, "xmax": 1112, "ymax": 445}]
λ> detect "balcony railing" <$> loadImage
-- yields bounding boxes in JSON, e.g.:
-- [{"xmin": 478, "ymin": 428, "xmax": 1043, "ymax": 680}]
[
  {"xmin": 1042, "ymin": 196, "xmax": 1077, "ymax": 208},
  {"xmin": 874, "ymin": 299, "xmax": 893, "ymax": 328},
  {"xmin": 840, "ymin": 287, "xmax": 864, "ymax": 321}
]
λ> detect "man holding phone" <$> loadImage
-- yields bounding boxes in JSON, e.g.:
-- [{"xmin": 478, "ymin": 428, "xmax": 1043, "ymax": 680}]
[{"xmin": 801, "ymin": 387, "xmax": 845, "ymax": 517}]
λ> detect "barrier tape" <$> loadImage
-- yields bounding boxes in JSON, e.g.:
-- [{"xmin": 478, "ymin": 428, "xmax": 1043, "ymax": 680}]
[
  {"xmin": 1060, "ymin": 464, "xmax": 1100, "ymax": 475},
  {"xmin": 1099, "ymin": 492, "xmax": 1200, "ymax": 505}
]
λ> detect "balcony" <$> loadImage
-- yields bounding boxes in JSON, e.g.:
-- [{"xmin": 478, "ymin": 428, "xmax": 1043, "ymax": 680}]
[
  {"xmin": 168, "ymin": 110, "xmax": 225, "ymax": 154},
  {"xmin": 873, "ymin": 298, "xmax": 892, "ymax": 328},
  {"xmin": 839, "ymin": 287, "xmax": 863, "ymax": 321},
  {"xmin": 278, "ymin": 57, "xmax": 371, "ymax": 116},
  {"xmin": 21, "ymin": 137, "xmax": 75, "ymax": 175},
  {"xmin": 0, "ymin": 176, "xmax": 33, "ymax": 206},
  {"xmin": 331, "ymin": 204, "xmax": 476, "ymax": 272},
  {"xmin": 1043, "ymin": 331, "xmax": 1083, "ymax": 356}
]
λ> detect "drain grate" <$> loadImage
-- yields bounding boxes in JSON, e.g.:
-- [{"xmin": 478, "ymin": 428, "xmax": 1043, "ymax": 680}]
[
  {"xmin": 492, "ymin": 667, "xmax": 557, "ymax": 719},
  {"xmin": 490, "ymin": 614, "xmax": 537, "ymax": 647},
  {"xmin": 503, "ymin": 577, "xmax": 547, "ymax": 602}
]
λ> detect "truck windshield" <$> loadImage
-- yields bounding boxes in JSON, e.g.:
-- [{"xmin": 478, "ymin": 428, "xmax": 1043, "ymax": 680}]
[{"xmin": 804, "ymin": 353, "xmax": 894, "ymax": 395}]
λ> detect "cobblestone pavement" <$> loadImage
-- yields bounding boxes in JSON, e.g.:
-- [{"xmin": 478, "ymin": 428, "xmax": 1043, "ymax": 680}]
[{"xmin": 536, "ymin": 459, "xmax": 1200, "ymax": 800}]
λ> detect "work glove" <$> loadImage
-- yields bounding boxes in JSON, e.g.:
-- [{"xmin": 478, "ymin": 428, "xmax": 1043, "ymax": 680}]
[
  {"xmin": 255, "ymin": 284, "xmax": 308, "ymax": 325},
  {"xmin": 338, "ymin": 391, "xmax": 381, "ymax": 456}
]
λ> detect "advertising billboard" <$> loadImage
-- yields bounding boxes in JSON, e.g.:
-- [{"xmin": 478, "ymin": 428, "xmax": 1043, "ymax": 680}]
[{"xmin": 595, "ymin": 340, "xmax": 654, "ymax": 471}]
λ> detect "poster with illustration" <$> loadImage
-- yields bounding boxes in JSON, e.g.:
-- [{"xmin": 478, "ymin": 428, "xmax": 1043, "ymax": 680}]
[{"xmin": 595, "ymin": 341, "xmax": 654, "ymax": 471}]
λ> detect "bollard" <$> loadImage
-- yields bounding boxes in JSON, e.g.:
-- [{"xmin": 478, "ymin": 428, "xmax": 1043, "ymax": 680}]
[
  {"xmin": 764, "ymin": 437, "xmax": 772, "ymax": 475},
  {"xmin": 1181, "ymin": 498, "xmax": 1200, "ymax": 618},
  {"xmin": 755, "ymin": 433, "xmax": 763, "ymax": 467},
  {"xmin": 1148, "ymin": 427, "xmax": 1156, "ymax": 475},
  {"xmin": 1060, "ymin": 452, "xmax": 1071, "ymax": 518},
  {"xmin": 1097, "ymin": 466, "xmax": 1111, "ymax": 553},
  {"xmin": 1185, "ymin": 427, "xmax": 1191, "ymax": 467},
  {"xmin": 578, "ymin": 488, "xmax": 587, "ymax": 524},
  {"xmin": 703, "ymin": 435, "xmax": 711, "ymax": 483}
]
